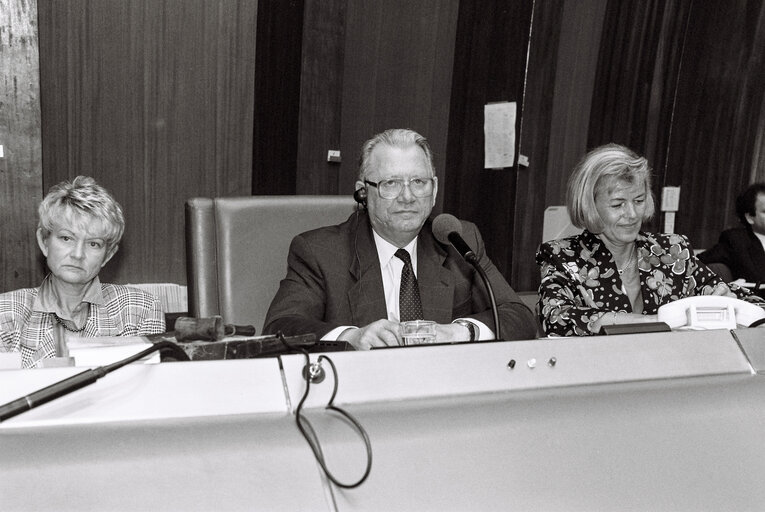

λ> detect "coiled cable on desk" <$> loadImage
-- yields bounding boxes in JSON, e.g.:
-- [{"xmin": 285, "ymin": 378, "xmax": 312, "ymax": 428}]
[{"xmin": 278, "ymin": 332, "xmax": 373, "ymax": 489}]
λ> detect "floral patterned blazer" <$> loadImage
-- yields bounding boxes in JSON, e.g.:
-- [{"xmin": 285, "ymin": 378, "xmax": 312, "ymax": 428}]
[{"xmin": 535, "ymin": 230, "xmax": 751, "ymax": 336}]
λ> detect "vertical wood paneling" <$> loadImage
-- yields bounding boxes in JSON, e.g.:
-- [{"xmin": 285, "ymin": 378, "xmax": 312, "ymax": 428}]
[
  {"xmin": 512, "ymin": 0, "xmax": 607, "ymax": 292},
  {"xmin": 666, "ymin": 0, "xmax": 765, "ymax": 247},
  {"xmin": 445, "ymin": 0, "xmax": 533, "ymax": 278},
  {"xmin": 543, "ymin": 0, "xmax": 607, "ymax": 209},
  {"xmin": 510, "ymin": 0, "xmax": 565, "ymax": 292},
  {"xmin": 296, "ymin": 0, "xmax": 346, "ymax": 195},
  {"xmin": 589, "ymin": 0, "xmax": 692, "ymax": 234},
  {"xmin": 253, "ymin": 0, "xmax": 304, "ymax": 195},
  {"xmin": 0, "ymin": 0, "xmax": 44, "ymax": 291},
  {"xmin": 337, "ymin": 0, "xmax": 459, "ymax": 204},
  {"xmin": 38, "ymin": 0, "xmax": 257, "ymax": 285}
]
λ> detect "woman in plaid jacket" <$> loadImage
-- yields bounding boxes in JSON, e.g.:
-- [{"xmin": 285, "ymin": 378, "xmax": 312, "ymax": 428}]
[{"xmin": 0, "ymin": 176, "xmax": 165, "ymax": 368}]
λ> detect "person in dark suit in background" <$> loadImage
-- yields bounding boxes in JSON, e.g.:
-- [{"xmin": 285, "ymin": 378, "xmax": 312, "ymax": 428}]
[
  {"xmin": 699, "ymin": 183, "xmax": 765, "ymax": 284},
  {"xmin": 263, "ymin": 128, "xmax": 536, "ymax": 349}
]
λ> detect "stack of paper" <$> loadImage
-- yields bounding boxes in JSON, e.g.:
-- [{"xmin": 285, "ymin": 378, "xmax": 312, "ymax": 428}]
[{"xmin": 66, "ymin": 336, "xmax": 160, "ymax": 367}]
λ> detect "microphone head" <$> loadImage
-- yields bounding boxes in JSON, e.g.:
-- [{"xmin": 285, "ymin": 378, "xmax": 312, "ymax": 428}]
[{"xmin": 432, "ymin": 213, "xmax": 463, "ymax": 245}]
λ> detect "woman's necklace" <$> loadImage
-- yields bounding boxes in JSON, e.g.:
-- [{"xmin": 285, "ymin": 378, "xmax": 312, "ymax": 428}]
[
  {"xmin": 53, "ymin": 313, "xmax": 86, "ymax": 333},
  {"xmin": 617, "ymin": 253, "xmax": 638, "ymax": 275}
]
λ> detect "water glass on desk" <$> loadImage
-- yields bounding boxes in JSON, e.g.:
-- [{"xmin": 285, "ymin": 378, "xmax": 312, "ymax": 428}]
[{"xmin": 401, "ymin": 320, "xmax": 437, "ymax": 346}]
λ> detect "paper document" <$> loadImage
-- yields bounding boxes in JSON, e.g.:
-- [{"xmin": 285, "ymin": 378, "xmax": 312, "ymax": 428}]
[
  {"xmin": 484, "ymin": 102, "xmax": 516, "ymax": 168},
  {"xmin": 67, "ymin": 336, "xmax": 160, "ymax": 367}
]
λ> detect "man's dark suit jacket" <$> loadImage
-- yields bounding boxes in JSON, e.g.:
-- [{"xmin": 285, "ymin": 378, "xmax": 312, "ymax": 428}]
[
  {"xmin": 698, "ymin": 227, "xmax": 765, "ymax": 283},
  {"xmin": 263, "ymin": 211, "xmax": 536, "ymax": 341}
]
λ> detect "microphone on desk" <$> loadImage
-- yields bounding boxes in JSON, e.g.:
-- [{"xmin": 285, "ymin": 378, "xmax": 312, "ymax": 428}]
[{"xmin": 432, "ymin": 213, "xmax": 501, "ymax": 340}]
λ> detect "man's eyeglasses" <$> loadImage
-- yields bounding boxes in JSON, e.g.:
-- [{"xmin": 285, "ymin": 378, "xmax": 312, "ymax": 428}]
[{"xmin": 364, "ymin": 177, "xmax": 436, "ymax": 199}]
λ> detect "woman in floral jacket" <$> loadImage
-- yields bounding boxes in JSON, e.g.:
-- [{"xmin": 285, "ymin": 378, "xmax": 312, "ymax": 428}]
[{"xmin": 536, "ymin": 144, "xmax": 750, "ymax": 337}]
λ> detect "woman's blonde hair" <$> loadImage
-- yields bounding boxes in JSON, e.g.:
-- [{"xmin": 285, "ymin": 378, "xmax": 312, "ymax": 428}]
[
  {"xmin": 38, "ymin": 176, "xmax": 125, "ymax": 249},
  {"xmin": 567, "ymin": 143, "xmax": 655, "ymax": 233}
]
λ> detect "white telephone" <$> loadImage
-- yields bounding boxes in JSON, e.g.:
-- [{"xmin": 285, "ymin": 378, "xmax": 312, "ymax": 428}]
[{"xmin": 657, "ymin": 296, "xmax": 765, "ymax": 329}]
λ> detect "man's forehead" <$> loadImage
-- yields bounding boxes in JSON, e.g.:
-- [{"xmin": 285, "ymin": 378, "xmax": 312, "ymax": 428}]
[{"xmin": 369, "ymin": 144, "xmax": 431, "ymax": 175}]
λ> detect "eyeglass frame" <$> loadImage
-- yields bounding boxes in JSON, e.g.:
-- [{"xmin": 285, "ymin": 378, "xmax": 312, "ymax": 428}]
[{"xmin": 363, "ymin": 176, "xmax": 438, "ymax": 199}]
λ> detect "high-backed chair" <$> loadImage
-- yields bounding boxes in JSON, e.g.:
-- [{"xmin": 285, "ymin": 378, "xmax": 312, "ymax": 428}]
[{"xmin": 185, "ymin": 195, "xmax": 358, "ymax": 330}]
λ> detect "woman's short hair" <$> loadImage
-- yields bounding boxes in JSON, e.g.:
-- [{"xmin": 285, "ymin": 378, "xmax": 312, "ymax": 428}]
[
  {"xmin": 358, "ymin": 128, "xmax": 435, "ymax": 181},
  {"xmin": 735, "ymin": 182, "xmax": 765, "ymax": 227},
  {"xmin": 567, "ymin": 143, "xmax": 655, "ymax": 233},
  {"xmin": 38, "ymin": 176, "xmax": 125, "ymax": 248}
]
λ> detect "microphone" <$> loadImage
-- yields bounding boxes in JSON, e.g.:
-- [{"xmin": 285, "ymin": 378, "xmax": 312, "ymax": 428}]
[
  {"xmin": 432, "ymin": 214, "xmax": 477, "ymax": 263},
  {"xmin": 432, "ymin": 213, "xmax": 501, "ymax": 341}
]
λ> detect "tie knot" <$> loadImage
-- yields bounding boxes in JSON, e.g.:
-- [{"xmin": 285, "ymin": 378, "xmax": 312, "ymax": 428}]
[{"xmin": 394, "ymin": 248, "xmax": 412, "ymax": 265}]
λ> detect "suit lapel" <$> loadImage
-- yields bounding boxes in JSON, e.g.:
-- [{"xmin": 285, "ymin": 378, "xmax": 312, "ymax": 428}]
[
  {"xmin": 347, "ymin": 212, "xmax": 388, "ymax": 325},
  {"xmin": 417, "ymin": 223, "xmax": 454, "ymax": 323},
  {"xmin": 346, "ymin": 215, "xmax": 455, "ymax": 325}
]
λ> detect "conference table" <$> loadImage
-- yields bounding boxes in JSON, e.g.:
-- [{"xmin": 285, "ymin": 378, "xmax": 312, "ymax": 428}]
[{"xmin": 2, "ymin": 327, "xmax": 765, "ymax": 511}]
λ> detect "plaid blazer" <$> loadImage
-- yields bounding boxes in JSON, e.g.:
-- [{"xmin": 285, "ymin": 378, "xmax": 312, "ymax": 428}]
[{"xmin": 0, "ymin": 283, "xmax": 165, "ymax": 368}]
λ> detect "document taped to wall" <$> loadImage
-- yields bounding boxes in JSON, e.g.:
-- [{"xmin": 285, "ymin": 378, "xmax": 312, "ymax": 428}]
[{"xmin": 484, "ymin": 101, "xmax": 516, "ymax": 169}]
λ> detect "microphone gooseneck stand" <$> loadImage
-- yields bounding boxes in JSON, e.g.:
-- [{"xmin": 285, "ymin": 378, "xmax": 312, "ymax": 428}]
[
  {"xmin": 466, "ymin": 259, "xmax": 501, "ymax": 341},
  {"xmin": 436, "ymin": 215, "xmax": 502, "ymax": 341},
  {"xmin": 0, "ymin": 341, "xmax": 189, "ymax": 422}
]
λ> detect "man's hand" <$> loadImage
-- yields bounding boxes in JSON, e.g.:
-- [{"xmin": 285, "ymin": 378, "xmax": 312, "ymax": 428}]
[{"xmin": 339, "ymin": 320, "xmax": 402, "ymax": 350}]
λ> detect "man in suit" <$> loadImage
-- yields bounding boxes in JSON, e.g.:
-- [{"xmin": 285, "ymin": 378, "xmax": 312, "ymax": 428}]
[
  {"xmin": 699, "ymin": 183, "xmax": 765, "ymax": 283},
  {"xmin": 263, "ymin": 128, "xmax": 536, "ymax": 349}
]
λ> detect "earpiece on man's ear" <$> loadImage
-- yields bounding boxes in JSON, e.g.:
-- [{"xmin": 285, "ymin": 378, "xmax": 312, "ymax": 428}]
[{"xmin": 353, "ymin": 187, "xmax": 367, "ymax": 208}]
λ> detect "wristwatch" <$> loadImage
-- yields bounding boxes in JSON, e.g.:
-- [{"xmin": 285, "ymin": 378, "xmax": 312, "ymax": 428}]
[{"xmin": 452, "ymin": 319, "xmax": 477, "ymax": 342}]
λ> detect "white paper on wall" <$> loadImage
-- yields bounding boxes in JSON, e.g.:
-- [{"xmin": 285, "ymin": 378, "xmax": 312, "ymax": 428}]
[{"xmin": 484, "ymin": 101, "xmax": 516, "ymax": 169}]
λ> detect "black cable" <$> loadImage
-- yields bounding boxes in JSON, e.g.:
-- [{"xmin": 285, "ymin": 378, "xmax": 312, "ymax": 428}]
[{"xmin": 277, "ymin": 332, "xmax": 373, "ymax": 489}]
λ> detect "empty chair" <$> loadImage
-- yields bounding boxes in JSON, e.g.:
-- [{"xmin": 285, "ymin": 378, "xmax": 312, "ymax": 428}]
[{"xmin": 185, "ymin": 196, "xmax": 357, "ymax": 330}]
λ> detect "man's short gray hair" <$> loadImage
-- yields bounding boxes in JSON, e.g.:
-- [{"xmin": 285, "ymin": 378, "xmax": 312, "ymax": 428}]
[{"xmin": 358, "ymin": 128, "xmax": 435, "ymax": 181}]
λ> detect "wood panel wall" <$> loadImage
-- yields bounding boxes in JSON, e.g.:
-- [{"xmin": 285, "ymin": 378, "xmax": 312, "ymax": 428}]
[
  {"xmin": 512, "ymin": 0, "xmax": 607, "ymax": 291},
  {"xmin": 588, "ymin": 0, "xmax": 765, "ymax": 251},
  {"xmin": 253, "ymin": 0, "xmax": 304, "ymax": 195},
  {"xmin": 37, "ymin": 0, "xmax": 257, "ymax": 286},
  {"xmin": 0, "ymin": 0, "xmax": 44, "ymax": 292},
  {"xmin": 665, "ymin": 0, "xmax": 765, "ymax": 245},
  {"xmin": 335, "ymin": 0, "xmax": 458, "ymax": 204},
  {"xmin": 444, "ymin": 0, "xmax": 534, "ymax": 277},
  {"xmin": 8, "ymin": 0, "xmax": 765, "ymax": 296}
]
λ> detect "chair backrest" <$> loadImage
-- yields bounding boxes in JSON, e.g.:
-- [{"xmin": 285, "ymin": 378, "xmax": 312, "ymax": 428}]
[
  {"xmin": 185, "ymin": 195, "xmax": 358, "ymax": 329},
  {"xmin": 542, "ymin": 206, "xmax": 581, "ymax": 242}
]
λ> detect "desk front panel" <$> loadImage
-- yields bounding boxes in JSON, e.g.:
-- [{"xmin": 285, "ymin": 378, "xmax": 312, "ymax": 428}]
[
  {"xmin": 318, "ymin": 373, "xmax": 765, "ymax": 511},
  {"xmin": 0, "ymin": 413, "xmax": 329, "ymax": 512}
]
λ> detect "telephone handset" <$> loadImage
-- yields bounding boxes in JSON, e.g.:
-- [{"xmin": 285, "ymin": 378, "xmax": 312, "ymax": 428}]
[{"xmin": 657, "ymin": 295, "xmax": 765, "ymax": 329}]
